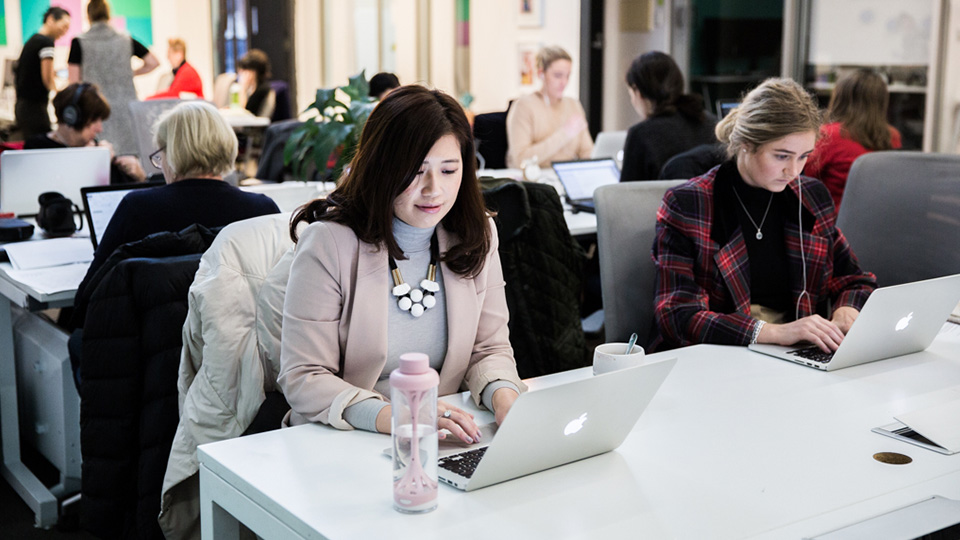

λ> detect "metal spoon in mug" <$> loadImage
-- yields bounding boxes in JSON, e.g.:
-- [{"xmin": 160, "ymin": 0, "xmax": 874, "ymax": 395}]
[{"xmin": 625, "ymin": 333, "xmax": 638, "ymax": 355}]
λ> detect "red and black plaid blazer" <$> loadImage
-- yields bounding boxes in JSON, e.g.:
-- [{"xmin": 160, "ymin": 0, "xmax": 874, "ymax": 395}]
[{"xmin": 651, "ymin": 165, "xmax": 876, "ymax": 351}]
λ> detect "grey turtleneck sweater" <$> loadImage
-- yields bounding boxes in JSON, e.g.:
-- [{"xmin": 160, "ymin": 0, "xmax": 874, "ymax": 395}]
[{"xmin": 342, "ymin": 218, "xmax": 519, "ymax": 431}]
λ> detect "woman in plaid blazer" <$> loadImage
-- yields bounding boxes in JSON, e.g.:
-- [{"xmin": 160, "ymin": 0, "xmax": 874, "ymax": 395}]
[{"xmin": 652, "ymin": 78, "xmax": 877, "ymax": 352}]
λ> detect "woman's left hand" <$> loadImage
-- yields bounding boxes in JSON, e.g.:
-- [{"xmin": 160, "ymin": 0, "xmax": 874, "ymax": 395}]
[
  {"xmin": 492, "ymin": 387, "xmax": 519, "ymax": 426},
  {"xmin": 831, "ymin": 306, "xmax": 860, "ymax": 334}
]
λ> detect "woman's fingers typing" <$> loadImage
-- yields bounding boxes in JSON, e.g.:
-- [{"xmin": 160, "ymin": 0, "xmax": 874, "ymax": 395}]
[{"xmin": 437, "ymin": 405, "xmax": 479, "ymax": 444}]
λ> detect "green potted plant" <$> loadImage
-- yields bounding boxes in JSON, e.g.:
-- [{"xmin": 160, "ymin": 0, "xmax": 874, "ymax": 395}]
[{"xmin": 283, "ymin": 71, "xmax": 377, "ymax": 182}]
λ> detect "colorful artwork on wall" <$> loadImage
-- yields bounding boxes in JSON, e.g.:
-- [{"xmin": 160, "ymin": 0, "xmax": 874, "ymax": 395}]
[{"xmin": 20, "ymin": 0, "xmax": 153, "ymax": 47}]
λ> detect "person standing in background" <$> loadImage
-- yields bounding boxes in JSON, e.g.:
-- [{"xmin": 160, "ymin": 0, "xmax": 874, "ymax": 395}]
[
  {"xmin": 506, "ymin": 45, "xmax": 593, "ymax": 168},
  {"xmin": 15, "ymin": 7, "xmax": 71, "ymax": 140},
  {"xmin": 68, "ymin": 0, "xmax": 159, "ymax": 156},
  {"xmin": 147, "ymin": 38, "xmax": 204, "ymax": 100},
  {"xmin": 803, "ymin": 69, "xmax": 902, "ymax": 212}
]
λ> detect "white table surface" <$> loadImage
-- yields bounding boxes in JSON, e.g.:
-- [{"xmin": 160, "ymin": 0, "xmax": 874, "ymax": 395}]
[{"xmin": 199, "ymin": 325, "xmax": 960, "ymax": 539}]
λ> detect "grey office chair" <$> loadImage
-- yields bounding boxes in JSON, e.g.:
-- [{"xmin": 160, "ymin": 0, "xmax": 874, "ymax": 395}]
[
  {"xmin": 595, "ymin": 180, "xmax": 684, "ymax": 346},
  {"xmin": 837, "ymin": 151, "xmax": 960, "ymax": 287},
  {"xmin": 128, "ymin": 98, "xmax": 181, "ymax": 175}
]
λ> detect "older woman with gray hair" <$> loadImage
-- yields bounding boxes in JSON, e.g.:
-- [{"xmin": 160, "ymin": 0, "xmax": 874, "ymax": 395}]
[{"xmin": 75, "ymin": 100, "xmax": 281, "ymax": 298}]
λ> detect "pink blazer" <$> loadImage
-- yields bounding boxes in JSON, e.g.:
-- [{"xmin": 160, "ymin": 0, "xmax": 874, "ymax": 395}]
[{"xmin": 278, "ymin": 219, "xmax": 526, "ymax": 428}]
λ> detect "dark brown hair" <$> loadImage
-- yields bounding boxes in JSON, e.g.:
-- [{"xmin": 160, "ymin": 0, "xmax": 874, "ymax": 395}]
[
  {"xmin": 626, "ymin": 51, "xmax": 705, "ymax": 122},
  {"xmin": 87, "ymin": 0, "xmax": 110, "ymax": 23},
  {"xmin": 53, "ymin": 83, "xmax": 111, "ymax": 128},
  {"xmin": 237, "ymin": 49, "xmax": 271, "ymax": 85},
  {"xmin": 827, "ymin": 69, "xmax": 893, "ymax": 151},
  {"xmin": 290, "ymin": 85, "xmax": 491, "ymax": 278}
]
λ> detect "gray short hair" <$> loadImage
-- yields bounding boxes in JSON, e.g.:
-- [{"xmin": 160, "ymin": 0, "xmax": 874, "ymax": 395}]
[{"xmin": 153, "ymin": 101, "xmax": 238, "ymax": 179}]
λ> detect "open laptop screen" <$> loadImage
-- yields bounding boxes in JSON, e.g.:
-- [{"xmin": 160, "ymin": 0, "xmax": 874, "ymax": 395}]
[
  {"xmin": 81, "ymin": 182, "xmax": 162, "ymax": 249},
  {"xmin": 552, "ymin": 158, "xmax": 621, "ymax": 202},
  {"xmin": 0, "ymin": 147, "xmax": 111, "ymax": 217}
]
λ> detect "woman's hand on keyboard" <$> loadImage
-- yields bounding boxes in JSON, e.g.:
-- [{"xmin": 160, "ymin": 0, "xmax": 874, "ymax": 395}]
[
  {"xmin": 759, "ymin": 315, "xmax": 845, "ymax": 353},
  {"xmin": 438, "ymin": 403, "xmax": 481, "ymax": 444},
  {"xmin": 830, "ymin": 306, "xmax": 860, "ymax": 334}
]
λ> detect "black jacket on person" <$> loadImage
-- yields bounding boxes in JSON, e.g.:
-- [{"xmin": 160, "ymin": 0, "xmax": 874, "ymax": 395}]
[
  {"xmin": 79, "ymin": 225, "xmax": 218, "ymax": 540},
  {"xmin": 620, "ymin": 111, "xmax": 718, "ymax": 182},
  {"xmin": 481, "ymin": 178, "xmax": 588, "ymax": 377}
]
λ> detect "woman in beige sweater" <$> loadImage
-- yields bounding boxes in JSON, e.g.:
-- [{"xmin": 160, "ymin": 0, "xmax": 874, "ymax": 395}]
[{"xmin": 506, "ymin": 45, "xmax": 593, "ymax": 168}]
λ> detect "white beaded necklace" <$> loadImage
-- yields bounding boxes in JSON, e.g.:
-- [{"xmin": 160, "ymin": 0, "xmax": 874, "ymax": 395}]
[{"xmin": 389, "ymin": 232, "xmax": 440, "ymax": 318}]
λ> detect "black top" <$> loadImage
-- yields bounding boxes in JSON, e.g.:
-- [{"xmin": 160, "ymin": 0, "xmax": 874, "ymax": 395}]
[
  {"xmin": 714, "ymin": 161, "xmax": 793, "ymax": 315},
  {"xmin": 75, "ymin": 178, "xmax": 281, "ymax": 310},
  {"xmin": 246, "ymin": 81, "xmax": 271, "ymax": 116},
  {"xmin": 15, "ymin": 33, "xmax": 55, "ymax": 101},
  {"xmin": 620, "ymin": 112, "xmax": 718, "ymax": 182},
  {"xmin": 23, "ymin": 134, "xmax": 138, "ymax": 185},
  {"xmin": 67, "ymin": 37, "xmax": 149, "ymax": 65}
]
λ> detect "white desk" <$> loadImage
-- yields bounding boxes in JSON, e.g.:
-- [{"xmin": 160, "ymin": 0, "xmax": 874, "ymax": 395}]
[
  {"xmin": 0, "ymin": 259, "xmax": 84, "ymax": 528},
  {"xmin": 199, "ymin": 326, "xmax": 960, "ymax": 539}
]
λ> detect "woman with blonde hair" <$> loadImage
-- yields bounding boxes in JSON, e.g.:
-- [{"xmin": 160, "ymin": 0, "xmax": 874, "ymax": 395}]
[
  {"xmin": 803, "ymin": 69, "xmax": 902, "ymax": 210},
  {"xmin": 75, "ymin": 101, "xmax": 280, "ymax": 297},
  {"xmin": 651, "ymin": 78, "xmax": 876, "ymax": 354},
  {"xmin": 506, "ymin": 45, "xmax": 593, "ymax": 168}
]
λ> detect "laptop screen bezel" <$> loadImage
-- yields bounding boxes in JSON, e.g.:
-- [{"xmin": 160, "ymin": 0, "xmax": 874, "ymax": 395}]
[{"xmin": 81, "ymin": 182, "xmax": 163, "ymax": 250}]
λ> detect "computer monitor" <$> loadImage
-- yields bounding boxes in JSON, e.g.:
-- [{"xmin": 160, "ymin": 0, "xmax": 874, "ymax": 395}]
[
  {"xmin": 716, "ymin": 99, "xmax": 740, "ymax": 118},
  {"xmin": 0, "ymin": 148, "xmax": 111, "ymax": 217}
]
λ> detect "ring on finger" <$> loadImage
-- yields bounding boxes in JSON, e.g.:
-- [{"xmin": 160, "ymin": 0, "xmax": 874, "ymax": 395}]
[{"xmin": 443, "ymin": 410, "xmax": 452, "ymax": 419}]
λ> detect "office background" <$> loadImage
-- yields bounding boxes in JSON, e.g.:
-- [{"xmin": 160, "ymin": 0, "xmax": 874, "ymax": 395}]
[{"xmin": 0, "ymin": 0, "xmax": 957, "ymax": 153}]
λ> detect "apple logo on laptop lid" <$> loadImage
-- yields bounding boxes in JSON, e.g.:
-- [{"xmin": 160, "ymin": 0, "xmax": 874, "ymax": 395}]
[
  {"xmin": 895, "ymin": 312, "xmax": 913, "ymax": 331},
  {"xmin": 564, "ymin": 413, "xmax": 588, "ymax": 436}
]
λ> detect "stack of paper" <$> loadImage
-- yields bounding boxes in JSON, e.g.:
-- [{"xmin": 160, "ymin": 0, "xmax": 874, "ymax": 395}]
[{"xmin": 3, "ymin": 237, "xmax": 93, "ymax": 295}]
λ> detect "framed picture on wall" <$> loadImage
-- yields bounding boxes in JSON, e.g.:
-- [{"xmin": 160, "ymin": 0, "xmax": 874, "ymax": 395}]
[
  {"xmin": 518, "ymin": 0, "xmax": 544, "ymax": 28},
  {"xmin": 518, "ymin": 42, "xmax": 540, "ymax": 88}
]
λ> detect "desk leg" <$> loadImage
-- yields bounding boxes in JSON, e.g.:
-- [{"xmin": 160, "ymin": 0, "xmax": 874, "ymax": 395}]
[
  {"xmin": 0, "ymin": 296, "xmax": 58, "ymax": 528},
  {"xmin": 201, "ymin": 464, "xmax": 241, "ymax": 540}
]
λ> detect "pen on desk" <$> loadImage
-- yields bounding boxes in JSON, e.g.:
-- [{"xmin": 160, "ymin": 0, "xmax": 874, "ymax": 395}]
[{"xmin": 625, "ymin": 333, "xmax": 638, "ymax": 355}]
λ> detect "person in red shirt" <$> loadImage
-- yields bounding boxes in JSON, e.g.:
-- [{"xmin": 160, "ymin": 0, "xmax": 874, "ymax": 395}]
[
  {"xmin": 147, "ymin": 38, "xmax": 204, "ymax": 100},
  {"xmin": 803, "ymin": 69, "xmax": 901, "ymax": 211}
]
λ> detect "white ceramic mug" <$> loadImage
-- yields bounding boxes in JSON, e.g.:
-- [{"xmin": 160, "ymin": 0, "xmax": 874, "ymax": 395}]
[{"xmin": 593, "ymin": 342, "xmax": 645, "ymax": 375}]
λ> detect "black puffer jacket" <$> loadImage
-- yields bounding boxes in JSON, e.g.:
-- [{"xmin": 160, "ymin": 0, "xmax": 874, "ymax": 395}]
[
  {"xmin": 79, "ymin": 225, "xmax": 217, "ymax": 540},
  {"xmin": 481, "ymin": 178, "xmax": 588, "ymax": 378}
]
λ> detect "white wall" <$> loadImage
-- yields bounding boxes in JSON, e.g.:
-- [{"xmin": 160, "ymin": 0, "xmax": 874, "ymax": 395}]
[
  {"xmin": 601, "ymin": 0, "xmax": 672, "ymax": 132},
  {"xmin": 469, "ymin": 0, "xmax": 581, "ymax": 114}
]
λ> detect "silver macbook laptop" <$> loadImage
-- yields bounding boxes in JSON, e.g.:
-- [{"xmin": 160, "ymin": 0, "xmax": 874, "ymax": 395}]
[
  {"xmin": 0, "ymin": 147, "xmax": 111, "ymax": 217},
  {"xmin": 748, "ymin": 274, "xmax": 960, "ymax": 371},
  {"xmin": 437, "ymin": 357, "xmax": 676, "ymax": 491},
  {"xmin": 81, "ymin": 183, "xmax": 162, "ymax": 249},
  {"xmin": 591, "ymin": 130, "xmax": 627, "ymax": 165},
  {"xmin": 551, "ymin": 158, "xmax": 621, "ymax": 213}
]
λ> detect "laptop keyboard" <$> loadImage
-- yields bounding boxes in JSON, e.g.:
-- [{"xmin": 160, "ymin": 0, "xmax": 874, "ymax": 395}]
[
  {"xmin": 438, "ymin": 446, "xmax": 488, "ymax": 479},
  {"xmin": 788, "ymin": 346, "xmax": 834, "ymax": 364}
]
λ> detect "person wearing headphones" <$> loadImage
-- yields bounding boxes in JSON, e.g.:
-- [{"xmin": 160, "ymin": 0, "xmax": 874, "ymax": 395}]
[
  {"xmin": 650, "ymin": 78, "xmax": 877, "ymax": 353},
  {"xmin": 506, "ymin": 45, "xmax": 593, "ymax": 168},
  {"xmin": 24, "ymin": 82, "xmax": 146, "ymax": 184}
]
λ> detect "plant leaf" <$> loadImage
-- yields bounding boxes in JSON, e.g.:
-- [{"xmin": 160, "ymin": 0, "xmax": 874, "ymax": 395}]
[{"xmin": 342, "ymin": 70, "xmax": 370, "ymax": 101}]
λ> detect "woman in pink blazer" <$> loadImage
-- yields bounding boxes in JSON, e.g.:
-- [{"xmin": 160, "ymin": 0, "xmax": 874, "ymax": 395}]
[{"xmin": 279, "ymin": 85, "xmax": 525, "ymax": 443}]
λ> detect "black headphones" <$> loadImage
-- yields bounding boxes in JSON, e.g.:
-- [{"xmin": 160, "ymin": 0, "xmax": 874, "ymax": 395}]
[{"xmin": 61, "ymin": 83, "xmax": 90, "ymax": 128}]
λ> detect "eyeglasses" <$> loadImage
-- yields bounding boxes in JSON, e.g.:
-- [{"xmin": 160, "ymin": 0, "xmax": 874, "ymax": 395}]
[{"xmin": 149, "ymin": 148, "xmax": 164, "ymax": 169}]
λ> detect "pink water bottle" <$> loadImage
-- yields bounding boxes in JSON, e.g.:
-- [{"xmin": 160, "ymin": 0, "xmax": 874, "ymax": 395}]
[{"xmin": 390, "ymin": 353, "xmax": 439, "ymax": 513}]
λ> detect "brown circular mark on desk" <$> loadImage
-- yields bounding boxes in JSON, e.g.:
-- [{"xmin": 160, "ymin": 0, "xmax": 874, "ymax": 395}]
[{"xmin": 873, "ymin": 452, "xmax": 912, "ymax": 465}]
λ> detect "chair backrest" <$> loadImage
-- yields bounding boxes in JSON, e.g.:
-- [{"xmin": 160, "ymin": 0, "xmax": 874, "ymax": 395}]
[
  {"xmin": 212, "ymin": 72, "xmax": 236, "ymax": 108},
  {"xmin": 595, "ymin": 180, "xmax": 685, "ymax": 346},
  {"xmin": 836, "ymin": 151, "xmax": 960, "ymax": 287},
  {"xmin": 474, "ymin": 110, "xmax": 509, "ymax": 170},
  {"xmin": 268, "ymin": 79, "xmax": 292, "ymax": 122},
  {"xmin": 128, "ymin": 98, "xmax": 180, "ymax": 174}
]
